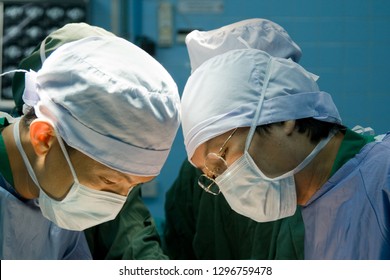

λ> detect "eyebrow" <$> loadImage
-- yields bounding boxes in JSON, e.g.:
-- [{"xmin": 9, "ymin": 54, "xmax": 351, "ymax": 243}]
[
  {"xmin": 95, "ymin": 163, "xmax": 135, "ymax": 184},
  {"xmin": 119, "ymin": 173, "xmax": 136, "ymax": 185}
]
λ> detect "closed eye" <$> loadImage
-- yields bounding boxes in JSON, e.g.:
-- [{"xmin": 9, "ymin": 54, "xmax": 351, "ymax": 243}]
[{"xmin": 99, "ymin": 176, "xmax": 115, "ymax": 185}]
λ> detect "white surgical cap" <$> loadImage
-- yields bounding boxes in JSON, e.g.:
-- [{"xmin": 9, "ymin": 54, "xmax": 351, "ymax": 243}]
[
  {"xmin": 185, "ymin": 18, "xmax": 302, "ymax": 73},
  {"xmin": 181, "ymin": 49, "xmax": 341, "ymax": 161},
  {"xmin": 26, "ymin": 36, "xmax": 180, "ymax": 176}
]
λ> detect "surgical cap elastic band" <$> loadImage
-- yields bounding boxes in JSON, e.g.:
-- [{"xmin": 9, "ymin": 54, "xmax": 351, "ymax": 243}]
[{"xmin": 23, "ymin": 70, "xmax": 39, "ymax": 112}]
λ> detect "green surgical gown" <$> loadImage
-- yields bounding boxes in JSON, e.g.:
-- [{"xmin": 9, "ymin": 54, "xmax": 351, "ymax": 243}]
[{"xmin": 164, "ymin": 159, "xmax": 304, "ymax": 259}]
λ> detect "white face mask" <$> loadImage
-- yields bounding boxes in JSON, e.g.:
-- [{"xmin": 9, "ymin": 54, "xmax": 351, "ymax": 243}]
[
  {"xmin": 13, "ymin": 119, "xmax": 128, "ymax": 231},
  {"xmin": 216, "ymin": 125, "xmax": 335, "ymax": 223}
]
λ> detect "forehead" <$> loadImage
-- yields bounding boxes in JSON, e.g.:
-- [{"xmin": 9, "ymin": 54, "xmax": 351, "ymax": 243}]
[{"xmin": 71, "ymin": 148, "xmax": 155, "ymax": 182}]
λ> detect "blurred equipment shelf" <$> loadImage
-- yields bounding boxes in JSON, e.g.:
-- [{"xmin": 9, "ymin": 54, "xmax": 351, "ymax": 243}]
[{"xmin": 0, "ymin": 0, "xmax": 89, "ymax": 112}]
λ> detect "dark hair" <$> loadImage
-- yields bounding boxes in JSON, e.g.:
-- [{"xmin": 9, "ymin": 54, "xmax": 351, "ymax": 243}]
[
  {"xmin": 256, "ymin": 117, "xmax": 345, "ymax": 144},
  {"xmin": 22, "ymin": 107, "xmax": 37, "ymax": 128}
]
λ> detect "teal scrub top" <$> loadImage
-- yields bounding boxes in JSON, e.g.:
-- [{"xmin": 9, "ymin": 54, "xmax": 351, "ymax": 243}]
[
  {"xmin": 302, "ymin": 130, "xmax": 389, "ymax": 259},
  {"xmin": 0, "ymin": 117, "xmax": 91, "ymax": 259}
]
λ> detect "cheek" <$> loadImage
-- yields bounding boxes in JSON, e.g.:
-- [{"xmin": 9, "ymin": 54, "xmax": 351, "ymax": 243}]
[
  {"xmin": 37, "ymin": 147, "xmax": 74, "ymax": 200},
  {"xmin": 78, "ymin": 176, "xmax": 100, "ymax": 190},
  {"xmin": 246, "ymin": 134, "xmax": 275, "ymax": 173},
  {"xmin": 249, "ymin": 137, "xmax": 296, "ymax": 178},
  {"xmin": 226, "ymin": 150, "xmax": 244, "ymax": 166},
  {"xmin": 68, "ymin": 156, "xmax": 103, "ymax": 190}
]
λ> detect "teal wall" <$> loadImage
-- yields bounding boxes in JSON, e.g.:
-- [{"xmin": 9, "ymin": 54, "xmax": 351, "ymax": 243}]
[{"xmin": 89, "ymin": 0, "xmax": 390, "ymax": 223}]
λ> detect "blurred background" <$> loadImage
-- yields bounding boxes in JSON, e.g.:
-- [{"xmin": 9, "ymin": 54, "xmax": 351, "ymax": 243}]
[{"xmin": 1, "ymin": 0, "xmax": 389, "ymax": 231}]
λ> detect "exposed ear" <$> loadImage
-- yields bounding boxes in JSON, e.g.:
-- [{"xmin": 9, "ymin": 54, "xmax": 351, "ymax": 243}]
[
  {"xmin": 29, "ymin": 120, "xmax": 56, "ymax": 156},
  {"xmin": 283, "ymin": 120, "xmax": 296, "ymax": 136}
]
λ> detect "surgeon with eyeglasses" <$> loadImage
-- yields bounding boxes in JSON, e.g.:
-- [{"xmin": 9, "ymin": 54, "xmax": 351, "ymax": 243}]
[
  {"xmin": 180, "ymin": 46, "xmax": 390, "ymax": 259},
  {"xmin": 164, "ymin": 18, "xmax": 305, "ymax": 260}
]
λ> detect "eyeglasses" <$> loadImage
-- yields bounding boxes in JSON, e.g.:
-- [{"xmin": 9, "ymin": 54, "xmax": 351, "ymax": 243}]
[{"xmin": 198, "ymin": 128, "xmax": 238, "ymax": 195}]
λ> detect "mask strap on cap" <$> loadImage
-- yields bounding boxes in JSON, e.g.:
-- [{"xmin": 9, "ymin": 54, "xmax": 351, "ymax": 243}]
[
  {"xmin": 0, "ymin": 68, "xmax": 40, "ymax": 115},
  {"xmin": 22, "ymin": 70, "xmax": 40, "ymax": 115},
  {"xmin": 22, "ymin": 70, "xmax": 39, "ymax": 107},
  {"xmin": 244, "ymin": 57, "xmax": 274, "ymax": 151},
  {"xmin": 237, "ymin": 36, "xmax": 251, "ymax": 49},
  {"xmin": 0, "ymin": 69, "xmax": 28, "ymax": 77},
  {"xmin": 39, "ymin": 37, "xmax": 47, "ymax": 64}
]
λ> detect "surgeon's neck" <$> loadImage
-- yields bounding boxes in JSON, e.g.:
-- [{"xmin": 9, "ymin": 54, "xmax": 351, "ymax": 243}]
[{"xmin": 295, "ymin": 131, "xmax": 344, "ymax": 205}]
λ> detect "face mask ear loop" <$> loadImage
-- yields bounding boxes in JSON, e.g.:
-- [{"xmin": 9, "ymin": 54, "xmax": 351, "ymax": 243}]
[
  {"xmin": 53, "ymin": 127, "xmax": 80, "ymax": 184},
  {"xmin": 291, "ymin": 128, "xmax": 338, "ymax": 175},
  {"xmin": 13, "ymin": 119, "xmax": 41, "ymax": 187},
  {"xmin": 36, "ymin": 119, "xmax": 80, "ymax": 184},
  {"xmin": 244, "ymin": 57, "xmax": 274, "ymax": 151}
]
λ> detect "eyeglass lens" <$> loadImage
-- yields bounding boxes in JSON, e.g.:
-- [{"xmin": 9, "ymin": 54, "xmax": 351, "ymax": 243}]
[
  {"xmin": 204, "ymin": 152, "xmax": 228, "ymax": 177},
  {"xmin": 198, "ymin": 128, "xmax": 238, "ymax": 195}
]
